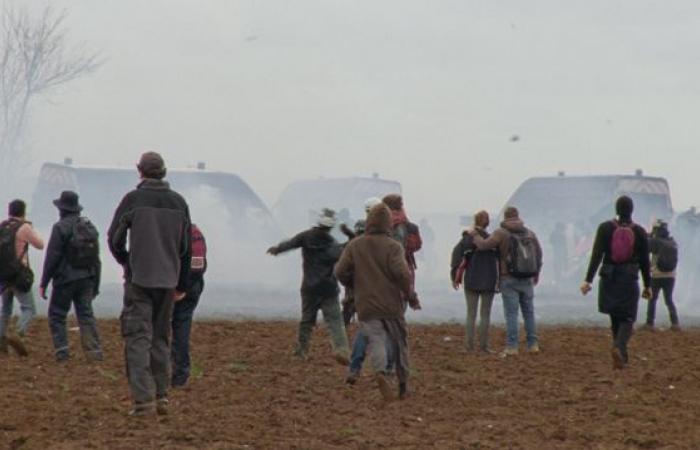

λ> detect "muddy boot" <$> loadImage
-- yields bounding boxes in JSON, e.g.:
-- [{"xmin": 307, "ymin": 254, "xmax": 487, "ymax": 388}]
[
  {"xmin": 156, "ymin": 397, "xmax": 169, "ymax": 416},
  {"xmin": 346, "ymin": 370, "xmax": 360, "ymax": 385},
  {"xmin": 6, "ymin": 334, "xmax": 28, "ymax": 357},
  {"xmin": 128, "ymin": 402, "xmax": 156, "ymax": 417},
  {"xmin": 611, "ymin": 347, "xmax": 625, "ymax": 370},
  {"xmin": 375, "ymin": 373, "xmax": 395, "ymax": 403},
  {"xmin": 334, "ymin": 350, "xmax": 350, "ymax": 366},
  {"xmin": 0, "ymin": 336, "xmax": 8, "ymax": 355},
  {"xmin": 399, "ymin": 382, "xmax": 408, "ymax": 400}
]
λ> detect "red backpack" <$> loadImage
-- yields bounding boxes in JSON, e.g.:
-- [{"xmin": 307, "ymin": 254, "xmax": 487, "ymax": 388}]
[
  {"xmin": 610, "ymin": 220, "xmax": 635, "ymax": 264},
  {"xmin": 190, "ymin": 224, "xmax": 207, "ymax": 273}
]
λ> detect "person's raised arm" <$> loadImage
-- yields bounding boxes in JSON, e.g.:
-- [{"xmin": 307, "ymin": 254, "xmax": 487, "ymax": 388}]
[{"xmin": 267, "ymin": 232, "xmax": 304, "ymax": 256}]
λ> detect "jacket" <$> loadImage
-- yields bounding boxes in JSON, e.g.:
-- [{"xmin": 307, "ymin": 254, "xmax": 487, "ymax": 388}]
[
  {"xmin": 335, "ymin": 204, "xmax": 413, "ymax": 321},
  {"xmin": 450, "ymin": 228, "xmax": 499, "ymax": 292},
  {"xmin": 585, "ymin": 220, "xmax": 651, "ymax": 287},
  {"xmin": 40, "ymin": 213, "xmax": 101, "ymax": 290},
  {"xmin": 108, "ymin": 178, "xmax": 191, "ymax": 291},
  {"xmin": 274, "ymin": 227, "xmax": 342, "ymax": 296},
  {"xmin": 649, "ymin": 236, "xmax": 676, "ymax": 279},
  {"xmin": 472, "ymin": 218, "xmax": 543, "ymax": 278}
]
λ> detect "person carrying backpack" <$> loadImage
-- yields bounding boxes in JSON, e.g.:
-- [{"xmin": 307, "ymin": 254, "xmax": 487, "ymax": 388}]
[
  {"xmin": 451, "ymin": 211, "xmax": 499, "ymax": 353},
  {"xmin": 581, "ymin": 196, "xmax": 652, "ymax": 369},
  {"xmin": 39, "ymin": 191, "xmax": 103, "ymax": 362},
  {"xmin": 0, "ymin": 199, "xmax": 45, "ymax": 357},
  {"xmin": 470, "ymin": 207, "xmax": 543, "ymax": 357},
  {"xmin": 382, "ymin": 194, "xmax": 422, "ymax": 286},
  {"xmin": 644, "ymin": 220, "xmax": 680, "ymax": 331},
  {"xmin": 171, "ymin": 223, "xmax": 207, "ymax": 387}
]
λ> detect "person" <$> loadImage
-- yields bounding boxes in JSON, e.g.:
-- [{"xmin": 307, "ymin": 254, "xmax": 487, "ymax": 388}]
[
  {"xmin": 644, "ymin": 220, "xmax": 680, "ymax": 331},
  {"xmin": 171, "ymin": 223, "xmax": 207, "ymax": 387},
  {"xmin": 581, "ymin": 196, "xmax": 651, "ymax": 369},
  {"xmin": 267, "ymin": 208, "xmax": 350, "ymax": 364},
  {"xmin": 39, "ymin": 191, "xmax": 103, "ymax": 362},
  {"xmin": 450, "ymin": 211, "xmax": 499, "ymax": 353},
  {"xmin": 108, "ymin": 152, "xmax": 191, "ymax": 416},
  {"xmin": 382, "ymin": 194, "xmax": 422, "ymax": 283},
  {"xmin": 0, "ymin": 199, "xmax": 45, "ymax": 357},
  {"xmin": 471, "ymin": 207, "xmax": 543, "ymax": 356},
  {"xmin": 549, "ymin": 222, "xmax": 568, "ymax": 286},
  {"xmin": 335, "ymin": 203, "xmax": 420, "ymax": 401}
]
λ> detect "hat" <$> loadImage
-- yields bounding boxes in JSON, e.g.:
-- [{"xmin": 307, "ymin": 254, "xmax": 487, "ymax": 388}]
[
  {"xmin": 317, "ymin": 208, "xmax": 337, "ymax": 228},
  {"xmin": 364, "ymin": 197, "xmax": 383, "ymax": 212},
  {"xmin": 137, "ymin": 151, "xmax": 166, "ymax": 179},
  {"xmin": 53, "ymin": 191, "xmax": 83, "ymax": 213}
]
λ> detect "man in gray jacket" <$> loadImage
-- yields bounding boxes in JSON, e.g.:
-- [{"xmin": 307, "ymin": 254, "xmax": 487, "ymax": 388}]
[{"xmin": 108, "ymin": 152, "xmax": 191, "ymax": 417}]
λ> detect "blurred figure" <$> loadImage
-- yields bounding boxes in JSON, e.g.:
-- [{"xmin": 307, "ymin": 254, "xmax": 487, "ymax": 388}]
[
  {"xmin": 644, "ymin": 221, "xmax": 680, "ymax": 331},
  {"xmin": 267, "ymin": 208, "xmax": 350, "ymax": 364},
  {"xmin": 549, "ymin": 222, "xmax": 567, "ymax": 286},
  {"xmin": 382, "ymin": 194, "xmax": 422, "ymax": 287},
  {"xmin": 39, "ymin": 191, "xmax": 103, "ymax": 362},
  {"xmin": 581, "ymin": 196, "xmax": 651, "ymax": 370},
  {"xmin": 450, "ymin": 211, "xmax": 499, "ymax": 353},
  {"xmin": 0, "ymin": 199, "xmax": 44, "ymax": 357}
]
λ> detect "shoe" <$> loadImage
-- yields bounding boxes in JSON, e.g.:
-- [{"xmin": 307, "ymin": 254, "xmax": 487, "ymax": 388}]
[
  {"xmin": 128, "ymin": 402, "xmax": 156, "ymax": 417},
  {"xmin": 345, "ymin": 371, "xmax": 360, "ymax": 385},
  {"xmin": 0, "ymin": 336, "xmax": 8, "ymax": 355},
  {"xmin": 156, "ymin": 398, "xmax": 169, "ymax": 416},
  {"xmin": 500, "ymin": 347, "xmax": 518, "ymax": 358},
  {"xmin": 375, "ymin": 373, "xmax": 395, "ymax": 403},
  {"xmin": 480, "ymin": 347, "xmax": 496, "ymax": 355},
  {"xmin": 334, "ymin": 352, "xmax": 350, "ymax": 366},
  {"xmin": 528, "ymin": 344, "xmax": 540, "ymax": 354},
  {"xmin": 670, "ymin": 324, "xmax": 681, "ymax": 332},
  {"xmin": 6, "ymin": 335, "xmax": 28, "ymax": 357},
  {"xmin": 611, "ymin": 347, "xmax": 625, "ymax": 370},
  {"xmin": 399, "ymin": 382, "xmax": 408, "ymax": 400},
  {"xmin": 293, "ymin": 349, "xmax": 309, "ymax": 361}
]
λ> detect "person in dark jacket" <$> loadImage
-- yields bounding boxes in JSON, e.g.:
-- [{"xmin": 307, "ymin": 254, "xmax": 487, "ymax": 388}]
[
  {"xmin": 108, "ymin": 152, "xmax": 191, "ymax": 417},
  {"xmin": 450, "ymin": 211, "xmax": 499, "ymax": 353},
  {"xmin": 644, "ymin": 220, "xmax": 680, "ymax": 330},
  {"xmin": 581, "ymin": 196, "xmax": 652, "ymax": 369},
  {"xmin": 39, "ymin": 191, "xmax": 103, "ymax": 362},
  {"xmin": 171, "ymin": 224, "xmax": 207, "ymax": 388},
  {"xmin": 267, "ymin": 208, "xmax": 350, "ymax": 364}
]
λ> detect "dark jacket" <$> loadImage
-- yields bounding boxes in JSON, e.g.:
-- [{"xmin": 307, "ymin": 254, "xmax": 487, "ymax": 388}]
[
  {"xmin": 274, "ymin": 226, "xmax": 342, "ymax": 296},
  {"xmin": 335, "ymin": 204, "xmax": 413, "ymax": 321},
  {"xmin": 108, "ymin": 179, "xmax": 191, "ymax": 291},
  {"xmin": 450, "ymin": 228, "xmax": 499, "ymax": 292},
  {"xmin": 40, "ymin": 213, "xmax": 101, "ymax": 291},
  {"xmin": 473, "ymin": 218, "xmax": 543, "ymax": 278},
  {"xmin": 584, "ymin": 219, "xmax": 651, "ymax": 317}
]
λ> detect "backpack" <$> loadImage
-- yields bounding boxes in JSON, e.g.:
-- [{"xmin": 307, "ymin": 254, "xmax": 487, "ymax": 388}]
[
  {"xmin": 507, "ymin": 230, "xmax": 540, "ymax": 278},
  {"xmin": 66, "ymin": 217, "xmax": 100, "ymax": 269},
  {"xmin": 656, "ymin": 238, "xmax": 678, "ymax": 272},
  {"xmin": 0, "ymin": 219, "xmax": 26, "ymax": 284},
  {"xmin": 610, "ymin": 220, "xmax": 636, "ymax": 264},
  {"xmin": 190, "ymin": 224, "xmax": 207, "ymax": 273}
]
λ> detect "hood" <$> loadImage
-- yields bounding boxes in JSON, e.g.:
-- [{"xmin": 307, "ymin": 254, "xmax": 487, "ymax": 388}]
[
  {"xmin": 366, "ymin": 204, "xmax": 392, "ymax": 235},
  {"xmin": 501, "ymin": 218, "xmax": 525, "ymax": 233}
]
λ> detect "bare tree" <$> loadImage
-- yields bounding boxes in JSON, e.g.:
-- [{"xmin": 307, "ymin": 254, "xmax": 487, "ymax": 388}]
[{"xmin": 0, "ymin": 4, "xmax": 102, "ymax": 177}]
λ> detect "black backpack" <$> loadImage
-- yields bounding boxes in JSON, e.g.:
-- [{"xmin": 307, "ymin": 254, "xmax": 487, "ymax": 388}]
[
  {"xmin": 656, "ymin": 238, "xmax": 678, "ymax": 273},
  {"xmin": 0, "ymin": 219, "xmax": 25, "ymax": 284},
  {"xmin": 507, "ymin": 229, "xmax": 540, "ymax": 278},
  {"xmin": 66, "ymin": 217, "xmax": 100, "ymax": 270}
]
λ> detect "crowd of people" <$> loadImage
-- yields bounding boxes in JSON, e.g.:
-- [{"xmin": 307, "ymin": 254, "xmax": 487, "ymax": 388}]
[{"xmin": 0, "ymin": 151, "xmax": 685, "ymax": 413}]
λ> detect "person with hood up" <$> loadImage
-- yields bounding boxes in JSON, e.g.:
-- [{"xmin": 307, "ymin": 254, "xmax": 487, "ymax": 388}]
[
  {"xmin": 267, "ymin": 208, "xmax": 350, "ymax": 364},
  {"xmin": 581, "ymin": 196, "xmax": 651, "ymax": 369},
  {"xmin": 470, "ymin": 207, "xmax": 543, "ymax": 357},
  {"xmin": 450, "ymin": 210, "xmax": 499, "ymax": 353},
  {"xmin": 335, "ymin": 203, "xmax": 421, "ymax": 402}
]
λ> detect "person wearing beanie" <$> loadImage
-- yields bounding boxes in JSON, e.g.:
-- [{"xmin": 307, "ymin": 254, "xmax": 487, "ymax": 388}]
[
  {"xmin": 267, "ymin": 208, "xmax": 350, "ymax": 364},
  {"xmin": 644, "ymin": 220, "xmax": 680, "ymax": 331},
  {"xmin": 39, "ymin": 191, "xmax": 103, "ymax": 362},
  {"xmin": 581, "ymin": 195, "xmax": 652, "ymax": 369},
  {"xmin": 108, "ymin": 151, "xmax": 192, "ymax": 417},
  {"xmin": 336, "ymin": 203, "xmax": 421, "ymax": 402}
]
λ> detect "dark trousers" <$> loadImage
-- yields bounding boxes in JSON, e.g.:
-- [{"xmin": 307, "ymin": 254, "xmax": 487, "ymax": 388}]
[
  {"xmin": 120, "ymin": 282, "xmax": 174, "ymax": 404},
  {"xmin": 610, "ymin": 315, "xmax": 634, "ymax": 363},
  {"xmin": 48, "ymin": 278, "xmax": 102, "ymax": 361},
  {"xmin": 171, "ymin": 279, "xmax": 204, "ymax": 386},
  {"xmin": 646, "ymin": 278, "xmax": 679, "ymax": 326},
  {"xmin": 297, "ymin": 291, "xmax": 349, "ymax": 356}
]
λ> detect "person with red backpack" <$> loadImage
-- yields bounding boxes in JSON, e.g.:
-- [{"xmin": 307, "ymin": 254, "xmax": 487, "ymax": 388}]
[
  {"xmin": 382, "ymin": 194, "xmax": 422, "ymax": 287},
  {"xmin": 581, "ymin": 196, "xmax": 652, "ymax": 369},
  {"xmin": 171, "ymin": 223, "xmax": 207, "ymax": 388}
]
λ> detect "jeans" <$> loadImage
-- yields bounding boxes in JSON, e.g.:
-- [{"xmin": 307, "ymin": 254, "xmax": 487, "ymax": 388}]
[
  {"xmin": 349, "ymin": 328, "xmax": 395, "ymax": 375},
  {"xmin": 297, "ymin": 292, "xmax": 349, "ymax": 357},
  {"xmin": 360, "ymin": 318, "xmax": 410, "ymax": 384},
  {"xmin": 646, "ymin": 278, "xmax": 679, "ymax": 326},
  {"xmin": 48, "ymin": 278, "xmax": 102, "ymax": 361},
  {"xmin": 464, "ymin": 289, "xmax": 494, "ymax": 351},
  {"xmin": 500, "ymin": 276, "xmax": 538, "ymax": 349},
  {"xmin": 171, "ymin": 279, "xmax": 203, "ymax": 386},
  {"xmin": 0, "ymin": 287, "xmax": 36, "ymax": 338}
]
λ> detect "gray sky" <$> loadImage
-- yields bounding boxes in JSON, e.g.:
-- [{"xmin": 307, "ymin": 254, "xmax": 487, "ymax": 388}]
[{"xmin": 28, "ymin": 0, "xmax": 700, "ymax": 213}]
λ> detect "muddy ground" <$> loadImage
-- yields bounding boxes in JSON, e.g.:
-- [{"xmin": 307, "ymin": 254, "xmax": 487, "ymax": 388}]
[{"xmin": 1, "ymin": 319, "xmax": 699, "ymax": 449}]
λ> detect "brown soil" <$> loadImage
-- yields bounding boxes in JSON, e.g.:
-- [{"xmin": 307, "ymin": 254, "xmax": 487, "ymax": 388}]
[{"xmin": 1, "ymin": 319, "xmax": 699, "ymax": 449}]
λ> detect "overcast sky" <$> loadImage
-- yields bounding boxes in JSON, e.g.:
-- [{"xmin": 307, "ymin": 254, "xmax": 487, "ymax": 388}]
[{"xmin": 26, "ymin": 0, "xmax": 700, "ymax": 214}]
